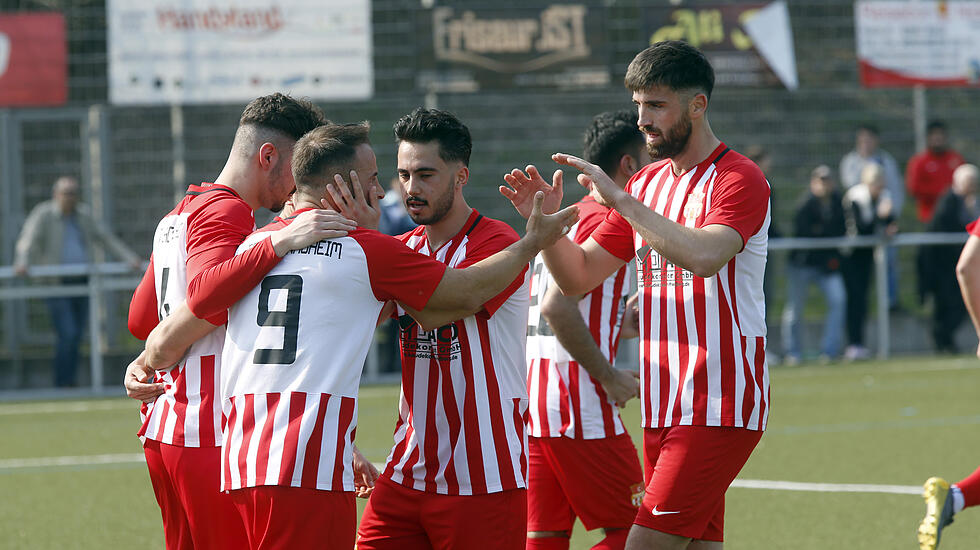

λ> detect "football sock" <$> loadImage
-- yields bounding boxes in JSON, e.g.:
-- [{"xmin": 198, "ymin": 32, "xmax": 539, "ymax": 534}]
[
  {"xmin": 526, "ymin": 535, "xmax": 570, "ymax": 550},
  {"xmin": 591, "ymin": 528, "xmax": 629, "ymax": 550},
  {"xmin": 954, "ymin": 465, "xmax": 980, "ymax": 509},
  {"xmin": 951, "ymin": 486, "xmax": 965, "ymax": 514}
]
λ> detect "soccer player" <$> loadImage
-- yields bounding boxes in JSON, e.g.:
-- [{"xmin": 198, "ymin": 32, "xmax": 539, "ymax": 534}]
[
  {"xmin": 147, "ymin": 122, "xmax": 578, "ymax": 549},
  {"xmin": 520, "ymin": 110, "xmax": 648, "ymax": 550},
  {"xmin": 916, "ymin": 209, "xmax": 980, "ymax": 550},
  {"xmin": 355, "ymin": 108, "xmax": 534, "ymax": 550},
  {"xmin": 124, "ymin": 93, "xmax": 350, "ymax": 549},
  {"xmin": 501, "ymin": 41, "xmax": 770, "ymax": 550}
]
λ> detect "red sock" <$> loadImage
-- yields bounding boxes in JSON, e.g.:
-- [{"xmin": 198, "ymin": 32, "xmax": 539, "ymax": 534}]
[
  {"xmin": 591, "ymin": 528, "xmax": 629, "ymax": 550},
  {"xmin": 955, "ymin": 465, "xmax": 980, "ymax": 509},
  {"xmin": 526, "ymin": 535, "xmax": 570, "ymax": 550}
]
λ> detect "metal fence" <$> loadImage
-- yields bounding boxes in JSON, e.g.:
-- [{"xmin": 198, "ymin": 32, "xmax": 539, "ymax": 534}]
[{"xmin": 2, "ymin": 0, "xmax": 980, "ymax": 389}]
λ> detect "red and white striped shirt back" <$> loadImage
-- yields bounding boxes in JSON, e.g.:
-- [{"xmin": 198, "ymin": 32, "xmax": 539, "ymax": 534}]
[
  {"xmin": 220, "ymin": 220, "xmax": 446, "ymax": 491},
  {"xmin": 591, "ymin": 144, "xmax": 771, "ymax": 432},
  {"xmin": 385, "ymin": 211, "xmax": 530, "ymax": 496},
  {"xmin": 526, "ymin": 197, "xmax": 630, "ymax": 439}
]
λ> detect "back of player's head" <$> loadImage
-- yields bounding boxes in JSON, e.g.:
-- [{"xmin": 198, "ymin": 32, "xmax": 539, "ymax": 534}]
[
  {"xmin": 292, "ymin": 122, "xmax": 371, "ymax": 192},
  {"xmin": 625, "ymin": 41, "xmax": 714, "ymax": 100},
  {"xmin": 926, "ymin": 120, "xmax": 947, "ymax": 134},
  {"xmin": 583, "ymin": 110, "xmax": 644, "ymax": 176},
  {"xmin": 234, "ymin": 93, "xmax": 327, "ymax": 158},
  {"xmin": 393, "ymin": 108, "xmax": 472, "ymax": 167}
]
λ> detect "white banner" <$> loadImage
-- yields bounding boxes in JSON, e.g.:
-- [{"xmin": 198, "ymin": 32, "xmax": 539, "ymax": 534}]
[
  {"xmin": 855, "ymin": 1, "xmax": 980, "ymax": 87},
  {"xmin": 109, "ymin": 0, "xmax": 373, "ymax": 105}
]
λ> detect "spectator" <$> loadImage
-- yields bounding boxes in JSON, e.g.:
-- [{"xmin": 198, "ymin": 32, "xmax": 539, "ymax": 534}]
[
  {"xmin": 841, "ymin": 164, "xmax": 897, "ymax": 361},
  {"xmin": 14, "ymin": 176, "xmax": 143, "ymax": 387},
  {"xmin": 782, "ymin": 165, "xmax": 847, "ymax": 364},
  {"xmin": 907, "ymin": 121, "xmax": 964, "ymax": 224},
  {"xmin": 840, "ymin": 124, "xmax": 903, "ymax": 309},
  {"xmin": 918, "ymin": 164, "xmax": 980, "ymax": 354}
]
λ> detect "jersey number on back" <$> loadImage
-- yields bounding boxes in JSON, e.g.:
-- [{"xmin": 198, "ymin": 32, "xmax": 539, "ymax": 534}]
[
  {"xmin": 158, "ymin": 267, "xmax": 172, "ymax": 320},
  {"xmin": 254, "ymin": 275, "xmax": 303, "ymax": 365}
]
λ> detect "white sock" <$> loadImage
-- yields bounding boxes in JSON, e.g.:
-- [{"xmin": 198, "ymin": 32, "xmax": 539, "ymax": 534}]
[{"xmin": 952, "ymin": 486, "xmax": 965, "ymax": 514}]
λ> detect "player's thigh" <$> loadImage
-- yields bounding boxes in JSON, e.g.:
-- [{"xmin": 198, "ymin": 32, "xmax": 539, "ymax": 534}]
[
  {"xmin": 422, "ymin": 488, "xmax": 527, "ymax": 550},
  {"xmin": 169, "ymin": 444, "xmax": 247, "ymax": 548},
  {"xmin": 143, "ymin": 439, "xmax": 193, "ymax": 550},
  {"xmin": 543, "ymin": 434, "xmax": 643, "ymax": 531},
  {"xmin": 527, "ymin": 437, "xmax": 576, "ymax": 533},
  {"xmin": 357, "ymin": 477, "xmax": 431, "ymax": 550},
  {"xmin": 231, "ymin": 486, "xmax": 355, "ymax": 550},
  {"xmin": 635, "ymin": 426, "xmax": 761, "ymax": 541}
]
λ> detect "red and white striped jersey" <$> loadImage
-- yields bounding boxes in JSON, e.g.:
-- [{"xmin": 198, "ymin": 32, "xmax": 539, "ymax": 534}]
[
  {"xmin": 591, "ymin": 143, "xmax": 771, "ymax": 431},
  {"xmin": 221, "ymin": 213, "xmax": 446, "ymax": 492},
  {"xmin": 384, "ymin": 210, "xmax": 531, "ymax": 496},
  {"xmin": 136, "ymin": 183, "xmax": 254, "ymax": 447},
  {"xmin": 526, "ymin": 197, "xmax": 630, "ymax": 440}
]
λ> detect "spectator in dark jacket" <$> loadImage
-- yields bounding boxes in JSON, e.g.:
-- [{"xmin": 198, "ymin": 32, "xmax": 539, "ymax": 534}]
[
  {"xmin": 841, "ymin": 164, "xmax": 897, "ymax": 360},
  {"xmin": 918, "ymin": 163, "xmax": 980, "ymax": 353},
  {"xmin": 781, "ymin": 165, "xmax": 847, "ymax": 364}
]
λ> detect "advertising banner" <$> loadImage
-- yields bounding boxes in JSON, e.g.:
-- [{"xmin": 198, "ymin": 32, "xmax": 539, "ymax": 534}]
[
  {"xmin": 856, "ymin": 1, "xmax": 980, "ymax": 87},
  {"xmin": 644, "ymin": 2, "xmax": 798, "ymax": 90},
  {"xmin": 416, "ymin": 2, "xmax": 611, "ymax": 93},
  {"xmin": 0, "ymin": 13, "xmax": 67, "ymax": 107},
  {"xmin": 108, "ymin": 0, "xmax": 373, "ymax": 105}
]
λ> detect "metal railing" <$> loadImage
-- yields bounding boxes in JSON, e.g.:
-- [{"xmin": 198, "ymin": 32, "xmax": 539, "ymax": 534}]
[{"xmin": 0, "ymin": 231, "xmax": 970, "ymax": 390}]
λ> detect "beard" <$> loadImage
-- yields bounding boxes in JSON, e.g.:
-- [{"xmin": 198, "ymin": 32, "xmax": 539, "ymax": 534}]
[
  {"xmin": 643, "ymin": 112, "xmax": 693, "ymax": 160},
  {"xmin": 405, "ymin": 185, "xmax": 455, "ymax": 225}
]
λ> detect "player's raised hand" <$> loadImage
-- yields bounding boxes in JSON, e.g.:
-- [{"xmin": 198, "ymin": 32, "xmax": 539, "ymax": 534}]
[
  {"xmin": 352, "ymin": 445, "xmax": 379, "ymax": 499},
  {"xmin": 552, "ymin": 153, "xmax": 626, "ymax": 208},
  {"xmin": 500, "ymin": 165, "xmax": 564, "ymax": 219},
  {"xmin": 270, "ymin": 208, "xmax": 356, "ymax": 256},
  {"xmin": 600, "ymin": 368, "xmax": 640, "ymax": 408},
  {"xmin": 123, "ymin": 351, "xmax": 165, "ymax": 403},
  {"xmin": 525, "ymin": 191, "xmax": 579, "ymax": 251},
  {"xmin": 325, "ymin": 170, "xmax": 383, "ymax": 230}
]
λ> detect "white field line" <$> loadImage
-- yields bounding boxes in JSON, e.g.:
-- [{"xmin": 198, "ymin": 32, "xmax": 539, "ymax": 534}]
[
  {"xmin": 0, "ymin": 400, "xmax": 135, "ymax": 415},
  {"xmin": 0, "ymin": 453, "xmax": 923, "ymax": 496}
]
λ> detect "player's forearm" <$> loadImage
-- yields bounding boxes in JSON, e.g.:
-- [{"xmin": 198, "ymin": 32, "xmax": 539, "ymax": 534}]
[
  {"xmin": 540, "ymin": 237, "xmax": 595, "ymax": 295},
  {"xmin": 540, "ymin": 287, "xmax": 615, "ymax": 383},
  {"xmin": 426, "ymin": 238, "xmax": 536, "ymax": 311},
  {"xmin": 614, "ymin": 193, "xmax": 736, "ymax": 278},
  {"xmin": 144, "ymin": 304, "xmax": 220, "ymax": 370},
  {"xmin": 957, "ymin": 237, "xmax": 980, "ymax": 338}
]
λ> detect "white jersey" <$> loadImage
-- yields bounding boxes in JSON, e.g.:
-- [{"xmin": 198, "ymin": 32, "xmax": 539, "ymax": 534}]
[
  {"xmin": 220, "ymin": 216, "xmax": 446, "ymax": 491},
  {"xmin": 526, "ymin": 197, "xmax": 630, "ymax": 440}
]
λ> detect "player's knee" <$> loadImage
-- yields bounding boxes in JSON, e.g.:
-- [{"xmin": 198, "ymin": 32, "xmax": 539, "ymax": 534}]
[
  {"xmin": 526, "ymin": 531, "xmax": 570, "ymax": 550},
  {"xmin": 591, "ymin": 527, "xmax": 629, "ymax": 550}
]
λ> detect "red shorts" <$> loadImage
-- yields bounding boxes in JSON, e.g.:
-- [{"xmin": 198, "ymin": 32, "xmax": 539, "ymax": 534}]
[
  {"xmin": 357, "ymin": 476, "xmax": 527, "ymax": 550},
  {"xmin": 229, "ymin": 485, "xmax": 355, "ymax": 550},
  {"xmin": 527, "ymin": 434, "xmax": 643, "ymax": 532},
  {"xmin": 634, "ymin": 426, "xmax": 762, "ymax": 542},
  {"xmin": 142, "ymin": 439, "xmax": 247, "ymax": 550}
]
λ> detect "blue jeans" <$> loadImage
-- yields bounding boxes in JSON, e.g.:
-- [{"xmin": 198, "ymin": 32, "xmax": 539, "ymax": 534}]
[
  {"xmin": 46, "ymin": 296, "xmax": 88, "ymax": 387},
  {"xmin": 781, "ymin": 265, "xmax": 846, "ymax": 359}
]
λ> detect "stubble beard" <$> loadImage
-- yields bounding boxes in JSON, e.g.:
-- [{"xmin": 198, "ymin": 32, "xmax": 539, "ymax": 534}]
[{"xmin": 645, "ymin": 113, "xmax": 693, "ymax": 161}]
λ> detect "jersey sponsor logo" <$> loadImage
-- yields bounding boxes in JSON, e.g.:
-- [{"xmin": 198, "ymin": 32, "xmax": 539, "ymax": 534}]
[
  {"xmin": 399, "ymin": 317, "xmax": 461, "ymax": 361},
  {"xmin": 637, "ymin": 248, "xmax": 694, "ymax": 289},
  {"xmin": 650, "ymin": 505, "xmax": 681, "ymax": 516},
  {"xmin": 630, "ymin": 482, "xmax": 645, "ymax": 508},
  {"xmin": 289, "ymin": 239, "xmax": 342, "ymax": 258}
]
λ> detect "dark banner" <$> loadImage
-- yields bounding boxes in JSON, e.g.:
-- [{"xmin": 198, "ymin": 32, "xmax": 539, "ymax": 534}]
[
  {"xmin": 416, "ymin": 3, "xmax": 610, "ymax": 93},
  {"xmin": 644, "ymin": 4, "xmax": 782, "ymax": 88},
  {"xmin": 0, "ymin": 13, "xmax": 67, "ymax": 106}
]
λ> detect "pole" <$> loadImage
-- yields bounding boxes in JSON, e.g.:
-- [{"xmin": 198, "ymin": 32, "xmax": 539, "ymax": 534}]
[
  {"xmin": 171, "ymin": 103, "xmax": 186, "ymax": 201},
  {"xmin": 874, "ymin": 240, "xmax": 890, "ymax": 359},
  {"xmin": 913, "ymin": 85, "xmax": 927, "ymax": 152}
]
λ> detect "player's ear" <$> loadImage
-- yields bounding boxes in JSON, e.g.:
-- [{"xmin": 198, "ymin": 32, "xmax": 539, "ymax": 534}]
[
  {"xmin": 689, "ymin": 92, "xmax": 708, "ymax": 119},
  {"xmin": 455, "ymin": 165, "xmax": 468, "ymax": 188},
  {"xmin": 258, "ymin": 142, "xmax": 278, "ymax": 170},
  {"xmin": 620, "ymin": 154, "xmax": 637, "ymax": 180}
]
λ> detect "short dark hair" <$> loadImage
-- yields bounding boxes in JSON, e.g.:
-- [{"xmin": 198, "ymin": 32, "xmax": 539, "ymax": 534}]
[
  {"xmin": 393, "ymin": 108, "xmax": 472, "ymax": 166},
  {"xmin": 292, "ymin": 123, "xmax": 371, "ymax": 191},
  {"xmin": 240, "ymin": 93, "xmax": 327, "ymax": 141},
  {"xmin": 625, "ymin": 41, "xmax": 714, "ymax": 99},
  {"xmin": 927, "ymin": 120, "xmax": 947, "ymax": 133},
  {"xmin": 583, "ymin": 110, "xmax": 644, "ymax": 175},
  {"xmin": 857, "ymin": 124, "xmax": 879, "ymax": 136}
]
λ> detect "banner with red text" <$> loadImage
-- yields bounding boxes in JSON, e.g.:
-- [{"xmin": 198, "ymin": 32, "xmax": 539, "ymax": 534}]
[{"xmin": 108, "ymin": 0, "xmax": 373, "ymax": 104}]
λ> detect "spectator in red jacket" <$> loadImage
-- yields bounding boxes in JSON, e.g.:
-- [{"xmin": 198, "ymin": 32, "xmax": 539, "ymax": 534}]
[{"xmin": 907, "ymin": 121, "xmax": 964, "ymax": 223}]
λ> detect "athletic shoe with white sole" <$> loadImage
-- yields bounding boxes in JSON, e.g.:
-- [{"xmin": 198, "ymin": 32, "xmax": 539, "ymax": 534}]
[{"xmin": 918, "ymin": 477, "xmax": 955, "ymax": 550}]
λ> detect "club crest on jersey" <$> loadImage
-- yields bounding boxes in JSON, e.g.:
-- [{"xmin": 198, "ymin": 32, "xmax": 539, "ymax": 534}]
[
  {"xmin": 630, "ymin": 483, "xmax": 645, "ymax": 508},
  {"xmin": 683, "ymin": 189, "xmax": 704, "ymax": 221}
]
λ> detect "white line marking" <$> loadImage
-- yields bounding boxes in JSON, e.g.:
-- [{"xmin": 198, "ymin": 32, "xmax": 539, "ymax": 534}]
[
  {"xmin": 0, "ymin": 453, "xmax": 146, "ymax": 469},
  {"xmin": 0, "ymin": 400, "xmax": 135, "ymax": 416},
  {"xmin": 732, "ymin": 479, "xmax": 921, "ymax": 495}
]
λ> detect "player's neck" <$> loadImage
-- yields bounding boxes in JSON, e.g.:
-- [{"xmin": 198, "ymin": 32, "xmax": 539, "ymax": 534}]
[
  {"xmin": 668, "ymin": 122, "xmax": 721, "ymax": 176},
  {"xmin": 423, "ymin": 200, "xmax": 473, "ymax": 251},
  {"xmin": 213, "ymin": 159, "xmax": 261, "ymax": 211}
]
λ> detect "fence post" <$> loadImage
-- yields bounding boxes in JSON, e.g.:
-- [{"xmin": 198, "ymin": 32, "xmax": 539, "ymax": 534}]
[{"xmin": 874, "ymin": 239, "xmax": 890, "ymax": 359}]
